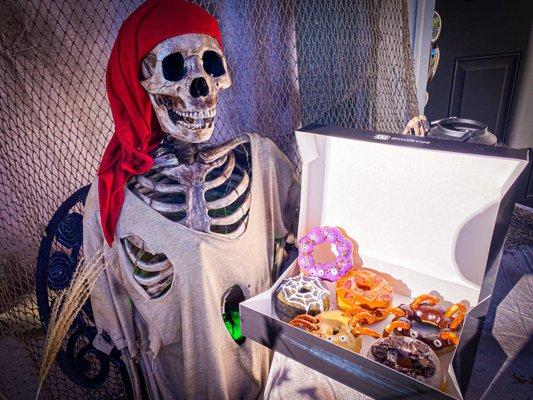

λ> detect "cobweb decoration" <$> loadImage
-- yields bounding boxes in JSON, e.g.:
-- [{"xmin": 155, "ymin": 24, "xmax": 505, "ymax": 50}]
[
  {"xmin": 0, "ymin": 0, "xmax": 417, "ymax": 398},
  {"xmin": 281, "ymin": 275, "xmax": 330, "ymax": 314}
]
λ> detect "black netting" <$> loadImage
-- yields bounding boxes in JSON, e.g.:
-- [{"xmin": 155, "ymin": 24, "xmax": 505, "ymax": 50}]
[{"xmin": 0, "ymin": 1, "xmax": 417, "ymax": 398}]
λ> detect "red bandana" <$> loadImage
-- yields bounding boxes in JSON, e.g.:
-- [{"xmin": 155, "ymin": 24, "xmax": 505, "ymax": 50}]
[{"xmin": 98, "ymin": 0, "xmax": 222, "ymax": 245}]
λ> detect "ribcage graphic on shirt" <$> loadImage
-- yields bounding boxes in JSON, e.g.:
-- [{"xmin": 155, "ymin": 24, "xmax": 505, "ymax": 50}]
[
  {"xmin": 128, "ymin": 138, "xmax": 252, "ymax": 239},
  {"xmin": 122, "ymin": 235, "xmax": 173, "ymax": 299}
]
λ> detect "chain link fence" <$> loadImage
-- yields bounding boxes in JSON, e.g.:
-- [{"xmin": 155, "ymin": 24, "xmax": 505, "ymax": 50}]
[{"xmin": 0, "ymin": 1, "xmax": 417, "ymax": 398}]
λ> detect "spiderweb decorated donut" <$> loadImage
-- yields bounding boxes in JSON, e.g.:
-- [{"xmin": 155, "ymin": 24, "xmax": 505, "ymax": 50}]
[
  {"xmin": 297, "ymin": 226, "xmax": 353, "ymax": 281},
  {"xmin": 274, "ymin": 275, "xmax": 330, "ymax": 322}
]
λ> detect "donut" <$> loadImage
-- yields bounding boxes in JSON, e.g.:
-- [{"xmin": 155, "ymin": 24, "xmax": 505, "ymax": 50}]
[
  {"xmin": 336, "ymin": 268, "xmax": 394, "ymax": 315},
  {"xmin": 274, "ymin": 275, "xmax": 330, "ymax": 322},
  {"xmin": 384, "ymin": 295, "xmax": 467, "ymax": 354},
  {"xmin": 297, "ymin": 226, "xmax": 353, "ymax": 281},
  {"xmin": 342, "ymin": 304, "xmax": 400, "ymax": 325},
  {"xmin": 368, "ymin": 336, "xmax": 442, "ymax": 389},
  {"xmin": 289, "ymin": 311, "xmax": 380, "ymax": 353}
]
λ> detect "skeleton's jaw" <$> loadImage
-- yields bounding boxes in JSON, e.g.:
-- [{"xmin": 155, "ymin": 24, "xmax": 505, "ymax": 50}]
[{"xmin": 152, "ymin": 101, "xmax": 217, "ymax": 143}]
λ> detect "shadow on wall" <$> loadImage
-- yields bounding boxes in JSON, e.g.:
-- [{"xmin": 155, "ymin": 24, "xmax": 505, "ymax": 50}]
[{"xmin": 453, "ymin": 202, "xmax": 500, "ymax": 290}]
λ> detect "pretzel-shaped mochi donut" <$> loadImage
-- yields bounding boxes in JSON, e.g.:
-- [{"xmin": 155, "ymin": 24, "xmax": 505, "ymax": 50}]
[
  {"xmin": 290, "ymin": 310, "xmax": 380, "ymax": 353},
  {"xmin": 336, "ymin": 268, "xmax": 394, "ymax": 311},
  {"xmin": 297, "ymin": 227, "xmax": 353, "ymax": 281},
  {"xmin": 382, "ymin": 294, "xmax": 467, "ymax": 354}
]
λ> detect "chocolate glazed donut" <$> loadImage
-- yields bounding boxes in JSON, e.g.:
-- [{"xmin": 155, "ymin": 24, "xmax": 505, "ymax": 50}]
[{"xmin": 368, "ymin": 336, "xmax": 442, "ymax": 389}]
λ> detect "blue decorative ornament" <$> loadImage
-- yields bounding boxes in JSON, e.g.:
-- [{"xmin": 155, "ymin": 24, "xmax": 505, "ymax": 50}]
[
  {"xmin": 57, "ymin": 212, "xmax": 83, "ymax": 249},
  {"xmin": 47, "ymin": 252, "xmax": 74, "ymax": 290}
]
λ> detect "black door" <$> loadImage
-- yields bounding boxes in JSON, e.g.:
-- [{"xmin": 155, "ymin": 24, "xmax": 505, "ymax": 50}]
[{"xmin": 425, "ymin": 0, "xmax": 533, "ymax": 206}]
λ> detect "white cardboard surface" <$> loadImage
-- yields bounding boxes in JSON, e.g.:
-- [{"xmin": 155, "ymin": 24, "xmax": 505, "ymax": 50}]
[{"xmin": 296, "ymin": 131, "xmax": 528, "ymax": 296}]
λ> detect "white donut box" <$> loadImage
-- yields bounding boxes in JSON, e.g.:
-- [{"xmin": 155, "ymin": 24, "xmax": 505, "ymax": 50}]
[{"xmin": 240, "ymin": 125, "xmax": 529, "ymax": 399}]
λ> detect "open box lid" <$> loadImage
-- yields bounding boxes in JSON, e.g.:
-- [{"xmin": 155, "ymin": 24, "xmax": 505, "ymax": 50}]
[
  {"xmin": 241, "ymin": 126, "xmax": 529, "ymax": 399},
  {"xmin": 296, "ymin": 125, "xmax": 529, "ymax": 302}
]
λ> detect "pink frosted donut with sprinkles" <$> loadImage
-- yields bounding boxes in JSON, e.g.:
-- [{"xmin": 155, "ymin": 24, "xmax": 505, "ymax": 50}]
[{"xmin": 297, "ymin": 226, "xmax": 353, "ymax": 281}]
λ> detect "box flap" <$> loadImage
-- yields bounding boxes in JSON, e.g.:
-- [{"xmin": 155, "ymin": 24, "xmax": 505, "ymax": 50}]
[{"xmin": 296, "ymin": 127, "xmax": 528, "ymax": 299}]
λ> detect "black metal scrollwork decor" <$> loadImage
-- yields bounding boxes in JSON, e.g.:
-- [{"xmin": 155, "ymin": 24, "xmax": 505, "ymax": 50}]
[
  {"xmin": 36, "ymin": 185, "xmax": 132, "ymax": 397},
  {"xmin": 57, "ymin": 212, "xmax": 83, "ymax": 249},
  {"xmin": 47, "ymin": 252, "xmax": 75, "ymax": 291}
]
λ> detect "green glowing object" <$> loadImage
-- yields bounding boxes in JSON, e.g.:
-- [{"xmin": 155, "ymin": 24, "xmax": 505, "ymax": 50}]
[{"xmin": 223, "ymin": 310, "xmax": 245, "ymax": 344}]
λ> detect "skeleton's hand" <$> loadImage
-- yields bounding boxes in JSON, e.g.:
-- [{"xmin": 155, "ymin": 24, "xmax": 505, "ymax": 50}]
[{"xmin": 403, "ymin": 115, "xmax": 430, "ymax": 136}]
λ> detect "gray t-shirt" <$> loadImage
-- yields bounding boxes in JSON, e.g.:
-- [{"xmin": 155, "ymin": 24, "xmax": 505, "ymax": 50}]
[{"xmin": 83, "ymin": 133, "xmax": 298, "ymax": 399}]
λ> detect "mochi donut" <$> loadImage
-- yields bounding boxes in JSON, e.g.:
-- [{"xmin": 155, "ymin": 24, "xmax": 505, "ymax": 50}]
[
  {"xmin": 368, "ymin": 336, "xmax": 442, "ymax": 389},
  {"xmin": 297, "ymin": 226, "xmax": 354, "ymax": 281},
  {"xmin": 275, "ymin": 275, "xmax": 330, "ymax": 323},
  {"xmin": 336, "ymin": 268, "xmax": 394, "ymax": 316},
  {"xmin": 289, "ymin": 311, "xmax": 380, "ymax": 353}
]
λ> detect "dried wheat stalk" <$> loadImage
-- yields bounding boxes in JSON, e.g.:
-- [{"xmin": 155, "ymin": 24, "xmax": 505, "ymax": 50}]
[{"xmin": 36, "ymin": 249, "xmax": 105, "ymax": 399}]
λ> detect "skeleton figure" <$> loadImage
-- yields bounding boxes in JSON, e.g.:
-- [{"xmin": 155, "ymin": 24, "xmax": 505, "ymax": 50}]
[
  {"xmin": 133, "ymin": 34, "xmax": 252, "ymax": 238},
  {"xmin": 121, "ymin": 35, "xmax": 260, "ymax": 300},
  {"xmin": 84, "ymin": 8, "xmax": 298, "ymax": 399}
]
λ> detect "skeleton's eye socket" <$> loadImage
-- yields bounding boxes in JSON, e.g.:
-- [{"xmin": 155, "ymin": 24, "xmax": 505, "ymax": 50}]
[
  {"xmin": 202, "ymin": 51, "xmax": 225, "ymax": 77},
  {"xmin": 162, "ymin": 52, "xmax": 186, "ymax": 81}
]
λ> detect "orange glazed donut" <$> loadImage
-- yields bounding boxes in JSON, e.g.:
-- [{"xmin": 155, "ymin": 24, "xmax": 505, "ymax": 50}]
[{"xmin": 336, "ymin": 268, "xmax": 394, "ymax": 312}]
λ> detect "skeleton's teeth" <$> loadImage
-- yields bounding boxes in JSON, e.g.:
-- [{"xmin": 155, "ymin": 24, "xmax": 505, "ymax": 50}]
[
  {"xmin": 168, "ymin": 108, "xmax": 216, "ymax": 129},
  {"xmin": 176, "ymin": 119, "xmax": 208, "ymax": 130},
  {"xmin": 172, "ymin": 109, "xmax": 215, "ymax": 120}
]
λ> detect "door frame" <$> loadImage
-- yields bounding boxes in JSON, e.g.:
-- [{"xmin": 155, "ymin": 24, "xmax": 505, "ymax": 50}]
[{"xmin": 408, "ymin": 0, "xmax": 435, "ymax": 114}]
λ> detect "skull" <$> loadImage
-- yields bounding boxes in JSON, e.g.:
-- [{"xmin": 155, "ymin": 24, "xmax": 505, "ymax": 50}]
[{"xmin": 140, "ymin": 34, "xmax": 232, "ymax": 143}]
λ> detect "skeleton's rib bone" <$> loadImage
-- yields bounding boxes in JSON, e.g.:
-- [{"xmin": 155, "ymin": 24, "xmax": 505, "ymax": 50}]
[
  {"xmin": 132, "ymin": 188, "xmax": 187, "ymax": 213},
  {"xmin": 153, "ymin": 152, "xmax": 180, "ymax": 169},
  {"xmin": 125, "ymin": 235, "xmax": 147, "ymax": 251},
  {"xmin": 136, "ymin": 175, "xmax": 186, "ymax": 193},
  {"xmin": 207, "ymin": 170, "xmax": 250, "ymax": 210},
  {"xmin": 210, "ymin": 191, "xmax": 251, "ymax": 225},
  {"xmin": 145, "ymin": 278, "xmax": 173, "ymax": 296},
  {"xmin": 133, "ymin": 268, "xmax": 174, "ymax": 286},
  {"xmin": 150, "ymin": 200, "xmax": 187, "ymax": 213},
  {"xmin": 203, "ymin": 152, "xmax": 235, "ymax": 190},
  {"xmin": 124, "ymin": 240, "xmax": 172, "ymax": 272},
  {"xmin": 211, "ymin": 215, "xmax": 249, "ymax": 238},
  {"xmin": 206, "ymin": 153, "xmax": 228, "ymax": 171},
  {"xmin": 122, "ymin": 237, "xmax": 174, "ymax": 298}
]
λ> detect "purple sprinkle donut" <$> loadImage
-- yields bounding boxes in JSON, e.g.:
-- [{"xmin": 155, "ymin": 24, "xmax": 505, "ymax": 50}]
[{"xmin": 297, "ymin": 227, "xmax": 353, "ymax": 282}]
